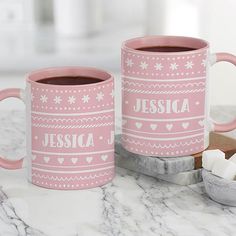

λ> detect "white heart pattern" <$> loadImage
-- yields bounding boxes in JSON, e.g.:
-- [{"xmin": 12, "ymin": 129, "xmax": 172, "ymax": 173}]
[
  {"xmin": 32, "ymin": 155, "xmax": 37, "ymax": 161},
  {"xmin": 86, "ymin": 156, "xmax": 93, "ymax": 163},
  {"xmin": 58, "ymin": 158, "xmax": 64, "ymax": 164},
  {"xmin": 101, "ymin": 154, "xmax": 108, "ymax": 161},
  {"xmin": 182, "ymin": 122, "xmax": 189, "ymax": 129},
  {"xmin": 71, "ymin": 158, "xmax": 78, "ymax": 164},
  {"xmin": 135, "ymin": 122, "xmax": 143, "ymax": 129},
  {"xmin": 166, "ymin": 123, "xmax": 173, "ymax": 131},
  {"xmin": 43, "ymin": 156, "xmax": 50, "ymax": 163},
  {"xmin": 198, "ymin": 120, "xmax": 204, "ymax": 127},
  {"xmin": 150, "ymin": 124, "xmax": 157, "ymax": 131}
]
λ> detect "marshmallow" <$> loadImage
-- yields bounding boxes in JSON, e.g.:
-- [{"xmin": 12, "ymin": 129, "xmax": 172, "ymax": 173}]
[
  {"xmin": 229, "ymin": 153, "xmax": 236, "ymax": 165},
  {"xmin": 202, "ymin": 149, "xmax": 225, "ymax": 171},
  {"xmin": 212, "ymin": 159, "xmax": 236, "ymax": 180}
]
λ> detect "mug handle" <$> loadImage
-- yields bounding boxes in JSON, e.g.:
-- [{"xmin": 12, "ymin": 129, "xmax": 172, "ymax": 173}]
[
  {"xmin": 0, "ymin": 88, "xmax": 25, "ymax": 169},
  {"xmin": 210, "ymin": 53, "xmax": 236, "ymax": 132}
]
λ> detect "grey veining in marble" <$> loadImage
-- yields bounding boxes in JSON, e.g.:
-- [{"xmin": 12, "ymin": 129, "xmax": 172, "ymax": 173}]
[
  {"xmin": 2, "ymin": 167, "xmax": 236, "ymax": 236},
  {"xmin": 0, "ymin": 111, "xmax": 25, "ymax": 161},
  {"xmin": 0, "ymin": 188, "xmax": 45, "ymax": 236},
  {"xmin": 115, "ymin": 135, "xmax": 195, "ymax": 175},
  {"xmin": 155, "ymin": 168, "xmax": 202, "ymax": 185},
  {"xmin": 115, "ymin": 154, "xmax": 202, "ymax": 185},
  {"xmin": 1, "ymin": 109, "xmax": 236, "ymax": 235},
  {"xmin": 202, "ymin": 169, "xmax": 236, "ymax": 207}
]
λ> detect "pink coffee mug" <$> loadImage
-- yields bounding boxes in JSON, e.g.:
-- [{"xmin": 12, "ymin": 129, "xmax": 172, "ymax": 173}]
[
  {"xmin": 121, "ymin": 35, "xmax": 236, "ymax": 157},
  {"xmin": 0, "ymin": 67, "xmax": 115, "ymax": 190}
]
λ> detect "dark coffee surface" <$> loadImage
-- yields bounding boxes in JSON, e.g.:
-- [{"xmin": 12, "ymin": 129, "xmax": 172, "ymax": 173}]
[
  {"xmin": 137, "ymin": 46, "xmax": 197, "ymax": 52},
  {"xmin": 37, "ymin": 76, "xmax": 103, "ymax": 85}
]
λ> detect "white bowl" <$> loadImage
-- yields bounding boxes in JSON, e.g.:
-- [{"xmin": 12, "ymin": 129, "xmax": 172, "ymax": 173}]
[{"xmin": 202, "ymin": 169, "xmax": 236, "ymax": 206}]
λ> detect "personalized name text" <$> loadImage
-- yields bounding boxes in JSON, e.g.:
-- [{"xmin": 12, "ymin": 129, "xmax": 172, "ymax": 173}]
[
  {"xmin": 42, "ymin": 133, "xmax": 94, "ymax": 148},
  {"xmin": 133, "ymin": 98, "xmax": 190, "ymax": 114}
]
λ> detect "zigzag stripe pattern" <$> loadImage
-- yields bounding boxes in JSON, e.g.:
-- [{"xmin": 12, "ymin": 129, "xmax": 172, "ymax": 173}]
[
  {"xmin": 32, "ymin": 171, "xmax": 112, "ymax": 181},
  {"xmin": 123, "ymin": 88, "xmax": 205, "ymax": 94},
  {"xmin": 32, "ymin": 122, "xmax": 114, "ymax": 129},
  {"xmin": 31, "ymin": 115, "xmax": 113, "ymax": 123},
  {"xmin": 122, "ymin": 80, "xmax": 205, "ymax": 88},
  {"xmin": 122, "ymin": 137, "xmax": 203, "ymax": 149}
]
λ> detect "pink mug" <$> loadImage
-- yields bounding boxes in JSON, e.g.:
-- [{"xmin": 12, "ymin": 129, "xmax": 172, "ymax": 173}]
[
  {"xmin": 0, "ymin": 67, "xmax": 115, "ymax": 190},
  {"xmin": 121, "ymin": 35, "xmax": 236, "ymax": 157}
]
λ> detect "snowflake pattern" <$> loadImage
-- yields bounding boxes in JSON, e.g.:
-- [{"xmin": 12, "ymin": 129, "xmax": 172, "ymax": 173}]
[
  {"xmin": 170, "ymin": 63, "xmax": 178, "ymax": 70},
  {"xmin": 68, "ymin": 96, "xmax": 76, "ymax": 104},
  {"xmin": 31, "ymin": 89, "xmax": 114, "ymax": 107},
  {"xmin": 82, "ymin": 95, "xmax": 90, "ymax": 103},
  {"xmin": 31, "ymin": 82, "xmax": 114, "ymax": 112},
  {"xmin": 185, "ymin": 61, "xmax": 194, "ymax": 69},
  {"xmin": 125, "ymin": 58, "xmax": 134, "ymax": 67},
  {"xmin": 40, "ymin": 95, "xmax": 48, "ymax": 103},
  {"xmin": 122, "ymin": 50, "xmax": 207, "ymax": 76},
  {"xmin": 96, "ymin": 92, "xmax": 104, "ymax": 101},
  {"xmin": 139, "ymin": 61, "xmax": 148, "ymax": 70},
  {"xmin": 53, "ymin": 96, "xmax": 62, "ymax": 104},
  {"xmin": 154, "ymin": 63, "xmax": 163, "ymax": 71}
]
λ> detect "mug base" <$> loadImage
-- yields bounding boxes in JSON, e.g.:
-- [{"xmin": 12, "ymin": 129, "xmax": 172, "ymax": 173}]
[
  {"xmin": 121, "ymin": 134, "xmax": 209, "ymax": 157},
  {"xmin": 29, "ymin": 171, "xmax": 115, "ymax": 190}
]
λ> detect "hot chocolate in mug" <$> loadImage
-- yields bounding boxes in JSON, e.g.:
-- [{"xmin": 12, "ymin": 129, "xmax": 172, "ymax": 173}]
[
  {"xmin": 121, "ymin": 36, "xmax": 236, "ymax": 157},
  {"xmin": 0, "ymin": 67, "xmax": 115, "ymax": 190}
]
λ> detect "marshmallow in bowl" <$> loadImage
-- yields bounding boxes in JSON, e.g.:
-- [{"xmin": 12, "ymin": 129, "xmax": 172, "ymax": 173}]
[
  {"xmin": 202, "ymin": 149, "xmax": 225, "ymax": 171},
  {"xmin": 229, "ymin": 153, "xmax": 236, "ymax": 164},
  {"xmin": 212, "ymin": 159, "xmax": 236, "ymax": 181}
]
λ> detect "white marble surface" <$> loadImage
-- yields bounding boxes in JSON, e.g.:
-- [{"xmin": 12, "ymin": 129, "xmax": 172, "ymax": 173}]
[{"xmin": 1, "ymin": 108, "xmax": 236, "ymax": 236}]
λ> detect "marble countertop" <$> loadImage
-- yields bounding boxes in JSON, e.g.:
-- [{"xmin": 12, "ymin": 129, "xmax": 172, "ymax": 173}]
[{"xmin": 1, "ymin": 108, "xmax": 236, "ymax": 236}]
